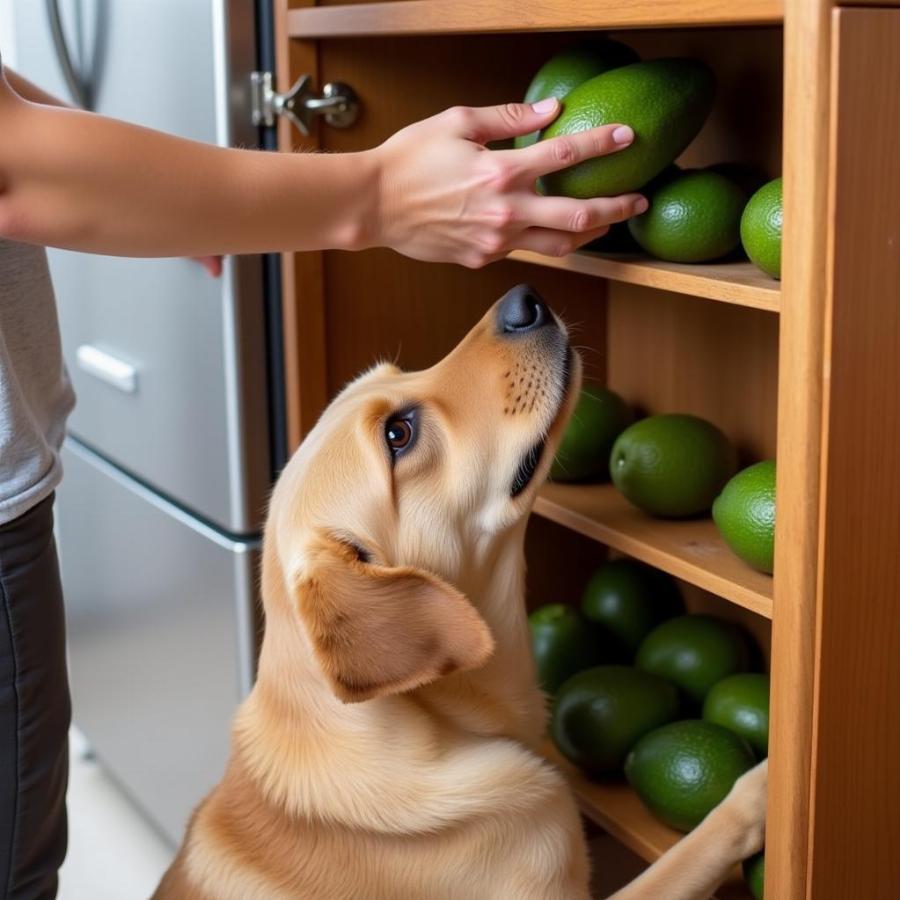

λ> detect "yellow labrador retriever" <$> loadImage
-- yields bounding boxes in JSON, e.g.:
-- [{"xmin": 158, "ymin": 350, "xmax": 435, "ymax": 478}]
[{"xmin": 154, "ymin": 286, "xmax": 766, "ymax": 900}]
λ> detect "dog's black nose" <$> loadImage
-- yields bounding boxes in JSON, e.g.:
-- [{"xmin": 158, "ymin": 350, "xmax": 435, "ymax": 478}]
[{"xmin": 497, "ymin": 284, "xmax": 551, "ymax": 334}]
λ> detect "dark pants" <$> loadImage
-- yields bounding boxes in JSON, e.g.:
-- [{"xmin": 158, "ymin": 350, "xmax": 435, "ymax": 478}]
[{"xmin": 0, "ymin": 495, "xmax": 69, "ymax": 900}]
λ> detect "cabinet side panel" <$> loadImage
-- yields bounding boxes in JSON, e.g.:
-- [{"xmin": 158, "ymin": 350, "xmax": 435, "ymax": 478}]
[
  {"xmin": 767, "ymin": 0, "xmax": 834, "ymax": 896},
  {"xmin": 807, "ymin": 9, "xmax": 900, "ymax": 897}
]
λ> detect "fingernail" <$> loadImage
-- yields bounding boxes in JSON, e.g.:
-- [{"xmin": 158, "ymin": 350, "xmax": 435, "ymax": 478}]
[
  {"xmin": 634, "ymin": 196, "xmax": 649, "ymax": 215},
  {"xmin": 532, "ymin": 97, "xmax": 559, "ymax": 114},
  {"xmin": 612, "ymin": 125, "xmax": 634, "ymax": 145}
]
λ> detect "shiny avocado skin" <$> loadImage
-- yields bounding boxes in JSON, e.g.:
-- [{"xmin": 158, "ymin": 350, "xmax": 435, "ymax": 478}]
[
  {"xmin": 539, "ymin": 59, "xmax": 716, "ymax": 198},
  {"xmin": 515, "ymin": 40, "xmax": 640, "ymax": 149}
]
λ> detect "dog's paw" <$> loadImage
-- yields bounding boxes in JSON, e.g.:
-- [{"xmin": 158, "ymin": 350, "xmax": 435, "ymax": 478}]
[{"xmin": 721, "ymin": 758, "xmax": 768, "ymax": 858}]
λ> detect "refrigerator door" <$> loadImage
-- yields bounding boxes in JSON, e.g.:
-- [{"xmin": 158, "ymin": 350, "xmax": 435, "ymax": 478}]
[
  {"xmin": 10, "ymin": 0, "xmax": 270, "ymax": 534},
  {"xmin": 56, "ymin": 438, "xmax": 259, "ymax": 845}
]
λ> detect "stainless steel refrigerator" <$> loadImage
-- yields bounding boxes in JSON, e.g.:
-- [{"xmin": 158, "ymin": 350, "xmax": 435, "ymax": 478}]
[{"xmin": 9, "ymin": 0, "xmax": 289, "ymax": 845}]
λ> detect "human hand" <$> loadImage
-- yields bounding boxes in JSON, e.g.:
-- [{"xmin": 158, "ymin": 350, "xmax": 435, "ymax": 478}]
[
  {"xmin": 369, "ymin": 98, "xmax": 648, "ymax": 268},
  {"xmin": 190, "ymin": 255, "xmax": 223, "ymax": 278}
]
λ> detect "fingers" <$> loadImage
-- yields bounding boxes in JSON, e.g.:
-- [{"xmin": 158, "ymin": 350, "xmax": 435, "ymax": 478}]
[
  {"xmin": 190, "ymin": 255, "xmax": 223, "ymax": 278},
  {"xmin": 446, "ymin": 98, "xmax": 562, "ymax": 144},
  {"xmin": 503, "ymin": 123, "xmax": 636, "ymax": 179},
  {"xmin": 520, "ymin": 193, "xmax": 648, "ymax": 233},
  {"xmin": 511, "ymin": 225, "xmax": 612, "ymax": 259}
]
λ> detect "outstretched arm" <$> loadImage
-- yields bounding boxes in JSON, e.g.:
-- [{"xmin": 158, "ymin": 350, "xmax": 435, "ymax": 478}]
[
  {"xmin": 3, "ymin": 68, "xmax": 68, "ymax": 107},
  {"xmin": 0, "ymin": 65, "xmax": 646, "ymax": 268}
]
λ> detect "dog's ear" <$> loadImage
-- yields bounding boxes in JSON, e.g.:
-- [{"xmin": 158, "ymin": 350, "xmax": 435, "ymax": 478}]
[{"xmin": 294, "ymin": 537, "xmax": 495, "ymax": 703}]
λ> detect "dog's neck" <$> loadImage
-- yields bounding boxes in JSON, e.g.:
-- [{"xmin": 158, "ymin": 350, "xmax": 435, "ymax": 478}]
[
  {"xmin": 411, "ymin": 519, "xmax": 547, "ymax": 745},
  {"xmin": 230, "ymin": 520, "xmax": 548, "ymax": 830}
]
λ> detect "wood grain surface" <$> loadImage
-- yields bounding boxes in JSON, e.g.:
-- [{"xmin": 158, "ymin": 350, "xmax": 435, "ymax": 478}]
[
  {"xmin": 507, "ymin": 251, "xmax": 780, "ymax": 313},
  {"xmin": 804, "ymin": 9, "xmax": 900, "ymax": 898},
  {"xmin": 288, "ymin": 0, "xmax": 783, "ymax": 37}
]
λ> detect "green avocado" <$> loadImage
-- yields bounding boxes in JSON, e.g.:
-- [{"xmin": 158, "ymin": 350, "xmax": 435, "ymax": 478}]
[
  {"xmin": 550, "ymin": 384, "xmax": 633, "ymax": 482},
  {"xmin": 552, "ymin": 665, "xmax": 681, "ymax": 775},
  {"xmin": 580, "ymin": 559, "xmax": 683, "ymax": 657},
  {"xmin": 625, "ymin": 719, "xmax": 756, "ymax": 832},
  {"xmin": 515, "ymin": 41, "xmax": 640, "ymax": 149},
  {"xmin": 528, "ymin": 603, "xmax": 604, "ymax": 694},
  {"xmin": 743, "ymin": 851, "xmax": 765, "ymax": 899},
  {"xmin": 539, "ymin": 59, "xmax": 716, "ymax": 198}
]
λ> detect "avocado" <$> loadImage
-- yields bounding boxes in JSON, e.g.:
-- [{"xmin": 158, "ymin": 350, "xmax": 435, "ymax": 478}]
[
  {"xmin": 539, "ymin": 59, "xmax": 716, "ymax": 198},
  {"xmin": 515, "ymin": 41, "xmax": 640, "ymax": 149},
  {"xmin": 552, "ymin": 665, "xmax": 681, "ymax": 776}
]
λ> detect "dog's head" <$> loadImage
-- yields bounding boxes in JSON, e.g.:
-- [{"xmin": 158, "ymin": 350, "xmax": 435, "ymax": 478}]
[{"xmin": 265, "ymin": 285, "xmax": 582, "ymax": 703}]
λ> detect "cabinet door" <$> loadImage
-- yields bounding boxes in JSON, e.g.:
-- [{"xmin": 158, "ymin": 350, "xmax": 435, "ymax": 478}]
[{"xmin": 804, "ymin": 8, "xmax": 900, "ymax": 898}]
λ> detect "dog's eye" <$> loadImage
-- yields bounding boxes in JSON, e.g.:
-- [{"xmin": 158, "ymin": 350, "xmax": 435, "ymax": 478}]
[{"xmin": 385, "ymin": 417, "xmax": 414, "ymax": 453}]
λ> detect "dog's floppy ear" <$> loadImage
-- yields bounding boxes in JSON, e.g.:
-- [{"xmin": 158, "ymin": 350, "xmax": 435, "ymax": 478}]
[{"xmin": 294, "ymin": 537, "xmax": 495, "ymax": 703}]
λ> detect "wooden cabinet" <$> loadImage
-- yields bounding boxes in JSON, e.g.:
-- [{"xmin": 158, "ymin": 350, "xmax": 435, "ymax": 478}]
[{"xmin": 272, "ymin": 2, "xmax": 900, "ymax": 897}]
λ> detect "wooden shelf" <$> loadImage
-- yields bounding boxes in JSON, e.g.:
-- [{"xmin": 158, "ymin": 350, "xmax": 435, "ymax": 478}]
[
  {"xmin": 542, "ymin": 741, "xmax": 752, "ymax": 899},
  {"xmin": 287, "ymin": 0, "xmax": 784, "ymax": 39},
  {"xmin": 535, "ymin": 482, "xmax": 773, "ymax": 617},
  {"xmin": 508, "ymin": 251, "xmax": 780, "ymax": 313}
]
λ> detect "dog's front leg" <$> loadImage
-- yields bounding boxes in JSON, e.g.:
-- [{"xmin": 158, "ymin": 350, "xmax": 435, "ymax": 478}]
[{"xmin": 605, "ymin": 759, "xmax": 768, "ymax": 900}]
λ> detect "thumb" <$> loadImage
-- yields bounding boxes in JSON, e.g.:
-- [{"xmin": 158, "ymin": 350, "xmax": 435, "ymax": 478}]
[{"xmin": 457, "ymin": 98, "xmax": 560, "ymax": 144}]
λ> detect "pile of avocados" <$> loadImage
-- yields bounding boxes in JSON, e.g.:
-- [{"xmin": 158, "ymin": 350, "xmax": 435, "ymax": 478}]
[
  {"xmin": 521, "ymin": 43, "xmax": 779, "ymax": 898},
  {"xmin": 529, "ymin": 559, "xmax": 770, "ymax": 898},
  {"xmin": 520, "ymin": 41, "xmax": 782, "ymax": 278},
  {"xmin": 550, "ymin": 382, "xmax": 776, "ymax": 578}
]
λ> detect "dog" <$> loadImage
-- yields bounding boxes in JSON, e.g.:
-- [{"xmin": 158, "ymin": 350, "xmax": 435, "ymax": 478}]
[{"xmin": 154, "ymin": 285, "xmax": 767, "ymax": 900}]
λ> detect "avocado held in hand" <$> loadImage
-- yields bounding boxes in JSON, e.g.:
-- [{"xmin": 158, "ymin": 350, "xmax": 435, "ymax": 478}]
[
  {"xmin": 514, "ymin": 40, "xmax": 640, "ymax": 150},
  {"xmin": 539, "ymin": 59, "xmax": 716, "ymax": 198}
]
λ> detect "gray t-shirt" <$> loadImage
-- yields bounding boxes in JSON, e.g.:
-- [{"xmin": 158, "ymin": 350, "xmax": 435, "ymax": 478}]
[
  {"xmin": 0, "ymin": 237, "xmax": 75, "ymax": 524},
  {"xmin": 0, "ymin": 48, "xmax": 75, "ymax": 524}
]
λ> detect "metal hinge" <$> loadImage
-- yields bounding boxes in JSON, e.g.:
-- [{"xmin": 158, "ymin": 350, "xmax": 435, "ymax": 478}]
[{"xmin": 250, "ymin": 71, "xmax": 360, "ymax": 137}]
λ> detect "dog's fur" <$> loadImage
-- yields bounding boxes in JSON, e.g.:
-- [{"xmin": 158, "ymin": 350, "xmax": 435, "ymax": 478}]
[{"xmin": 154, "ymin": 292, "xmax": 767, "ymax": 900}]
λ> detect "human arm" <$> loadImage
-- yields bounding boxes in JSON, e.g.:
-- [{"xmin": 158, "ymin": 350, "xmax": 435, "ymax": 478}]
[
  {"xmin": 2, "ymin": 67, "xmax": 69, "ymax": 107},
  {"xmin": 0, "ymin": 67, "xmax": 224, "ymax": 276},
  {"xmin": 0, "ymin": 65, "xmax": 646, "ymax": 267}
]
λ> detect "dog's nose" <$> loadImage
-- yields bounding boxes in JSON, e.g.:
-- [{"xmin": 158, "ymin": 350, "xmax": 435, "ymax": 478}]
[{"xmin": 497, "ymin": 284, "xmax": 552, "ymax": 334}]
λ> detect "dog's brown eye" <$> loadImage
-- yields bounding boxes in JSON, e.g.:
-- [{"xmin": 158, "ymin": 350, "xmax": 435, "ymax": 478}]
[{"xmin": 385, "ymin": 418, "xmax": 413, "ymax": 452}]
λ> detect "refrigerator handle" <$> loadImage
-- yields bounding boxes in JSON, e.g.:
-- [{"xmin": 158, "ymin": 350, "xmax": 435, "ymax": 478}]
[
  {"xmin": 76, "ymin": 345, "xmax": 138, "ymax": 394},
  {"xmin": 45, "ymin": 0, "xmax": 93, "ymax": 109}
]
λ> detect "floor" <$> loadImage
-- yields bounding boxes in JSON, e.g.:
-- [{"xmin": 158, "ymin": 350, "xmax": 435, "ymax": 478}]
[{"xmin": 60, "ymin": 730, "xmax": 173, "ymax": 900}]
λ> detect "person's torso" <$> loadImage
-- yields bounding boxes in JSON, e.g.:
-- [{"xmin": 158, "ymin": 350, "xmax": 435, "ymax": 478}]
[{"xmin": 0, "ymin": 236, "xmax": 75, "ymax": 523}]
